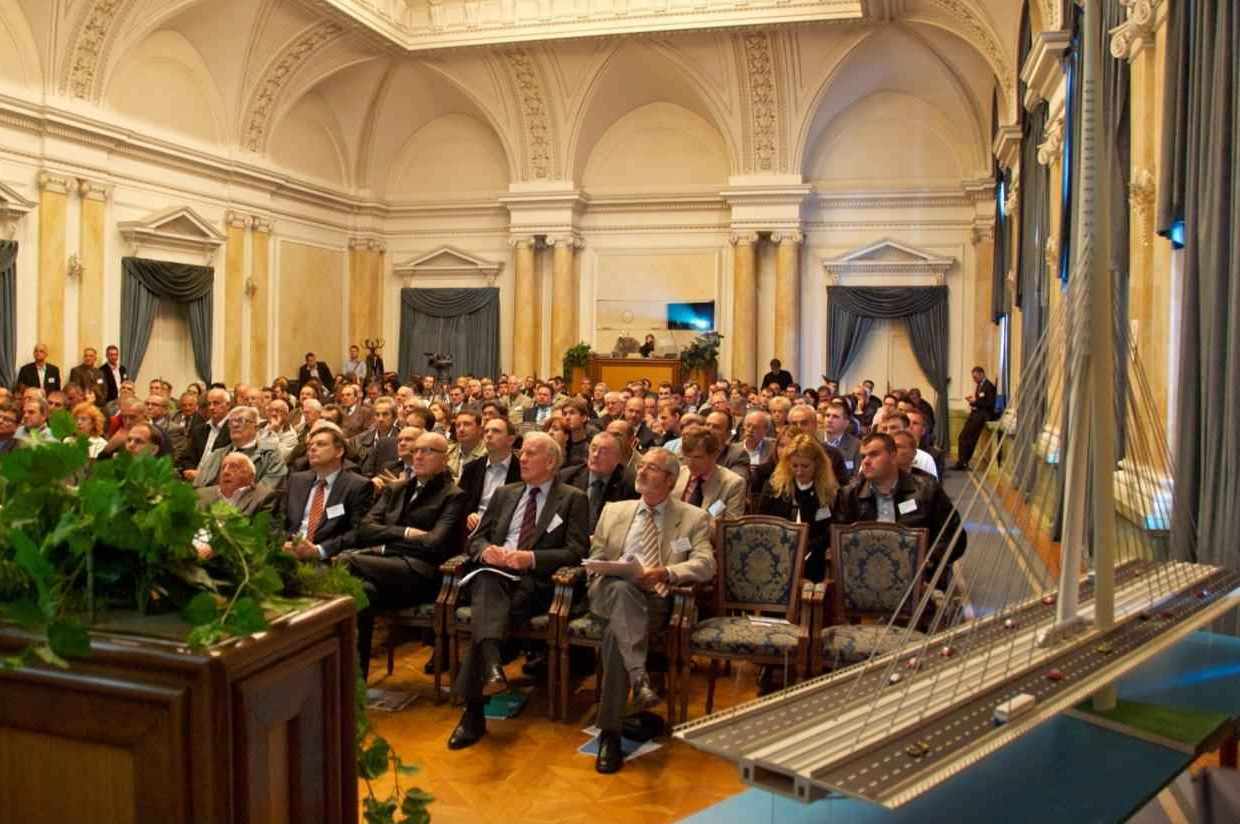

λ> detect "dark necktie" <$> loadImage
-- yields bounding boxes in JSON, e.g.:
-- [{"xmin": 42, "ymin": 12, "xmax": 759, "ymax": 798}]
[
  {"xmin": 684, "ymin": 475, "xmax": 704, "ymax": 507},
  {"xmin": 589, "ymin": 479, "xmax": 605, "ymax": 531},
  {"xmin": 517, "ymin": 486, "xmax": 540, "ymax": 549}
]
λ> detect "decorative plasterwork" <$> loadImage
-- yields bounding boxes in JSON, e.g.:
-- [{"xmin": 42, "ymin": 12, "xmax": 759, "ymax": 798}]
[
  {"xmin": 1036, "ymin": 113, "xmax": 1065, "ymax": 166},
  {"xmin": 36, "ymin": 171, "xmax": 73, "ymax": 194},
  {"xmin": 823, "ymin": 238, "xmax": 955, "ymax": 285},
  {"xmin": 1110, "ymin": 0, "xmax": 1161, "ymax": 62},
  {"xmin": 0, "ymin": 182, "xmax": 35, "ymax": 239},
  {"xmin": 78, "ymin": 179, "xmax": 111, "ymax": 201},
  {"xmin": 394, "ymin": 245, "xmax": 503, "ymax": 286},
  {"xmin": 118, "ymin": 206, "xmax": 227, "ymax": 263},
  {"xmin": 503, "ymin": 49, "xmax": 555, "ymax": 180},
  {"xmin": 741, "ymin": 33, "xmax": 781, "ymax": 173},
  {"xmin": 1130, "ymin": 168, "xmax": 1156, "ymax": 247},
  {"xmin": 350, "ymin": 237, "xmax": 386, "ymax": 252},
  {"xmin": 771, "ymin": 230, "xmax": 803, "ymax": 245},
  {"xmin": 63, "ymin": 0, "xmax": 136, "ymax": 100},
  {"xmin": 305, "ymin": 0, "xmax": 863, "ymax": 52},
  {"xmin": 241, "ymin": 21, "xmax": 349, "ymax": 153},
  {"xmin": 498, "ymin": 187, "xmax": 584, "ymax": 237},
  {"xmin": 971, "ymin": 220, "xmax": 996, "ymax": 245},
  {"xmin": 1044, "ymin": 234, "xmax": 1059, "ymax": 280},
  {"xmin": 722, "ymin": 181, "xmax": 811, "ymax": 232},
  {"xmin": 1021, "ymin": 30, "xmax": 1072, "ymax": 110},
  {"xmin": 993, "ymin": 125, "xmax": 1022, "ymax": 171},
  {"xmin": 922, "ymin": 0, "xmax": 1017, "ymax": 122},
  {"xmin": 1003, "ymin": 168, "xmax": 1021, "ymax": 216}
]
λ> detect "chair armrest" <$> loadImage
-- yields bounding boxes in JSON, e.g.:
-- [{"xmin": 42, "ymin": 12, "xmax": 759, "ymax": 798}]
[
  {"xmin": 436, "ymin": 554, "xmax": 470, "ymax": 622},
  {"xmin": 439, "ymin": 555, "xmax": 468, "ymax": 576},
  {"xmin": 552, "ymin": 565, "xmax": 586, "ymax": 588}
]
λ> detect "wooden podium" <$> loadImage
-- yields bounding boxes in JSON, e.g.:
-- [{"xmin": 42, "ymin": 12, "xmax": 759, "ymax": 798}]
[
  {"xmin": 588, "ymin": 356, "xmax": 685, "ymax": 389},
  {"xmin": 0, "ymin": 597, "xmax": 358, "ymax": 824}
]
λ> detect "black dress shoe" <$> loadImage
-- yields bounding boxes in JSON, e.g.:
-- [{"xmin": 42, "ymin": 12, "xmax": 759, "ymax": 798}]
[
  {"xmin": 447, "ymin": 707, "xmax": 486, "ymax": 750},
  {"xmin": 482, "ymin": 663, "xmax": 510, "ymax": 697},
  {"xmin": 596, "ymin": 730, "xmax": 624, "ymax": 774}
]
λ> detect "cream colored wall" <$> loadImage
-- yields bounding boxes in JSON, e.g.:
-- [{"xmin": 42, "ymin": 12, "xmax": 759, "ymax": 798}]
[{"xmin": 276, "ymin": 240, "xmax": 346, "ymax": 376}]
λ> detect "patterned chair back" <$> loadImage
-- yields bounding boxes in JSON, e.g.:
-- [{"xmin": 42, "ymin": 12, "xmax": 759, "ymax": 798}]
[
  {"xmin": 714, "ymin": 516, "xmax": 808, "ymax": 623},
  {"xmin": 829, "ymin": 522, "xmax": 927, "ymax": 625}
]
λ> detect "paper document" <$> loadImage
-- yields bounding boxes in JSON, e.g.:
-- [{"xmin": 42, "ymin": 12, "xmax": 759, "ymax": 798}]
[
  {"xmin": 459, "ymin": 566, "xmax": 522, "ymax": 587},
  {"xmin": 583, "ymin": 558, "xmax": 644, "ymax": 580}
]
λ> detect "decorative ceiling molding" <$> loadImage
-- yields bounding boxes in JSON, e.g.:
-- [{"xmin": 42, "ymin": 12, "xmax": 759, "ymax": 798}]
[
  {"xmin": 1020, "ymin": 30, "xmax": 1072, "ymax": 110},
  {"xmin": 502, "ymin": 48, "xmax": 557, "ymax": 180},
  {"xmin": 118, "ymin": 205, "xmax": 227, "ymax": 263},
  {"xmin": 241, "ymin": 20, "xmax": 351, "ymax": 153},
  {"xmin": 823, "ymin": 237, "xmax": 956, "ymax": 284},
  {"xmin": 919, "ymin": 0, "xmax": 1017, "ymax": 124},
  {"xmin": 740, "ymin": 32, "xmax": 782, "ymax": 173},
  {"xmin": 63, "ymin": 0, "xmax": 140, "ymax": 101},
  {"xmin": 394, "ymin": 245, "xmax": 503, "ymax": 285}
]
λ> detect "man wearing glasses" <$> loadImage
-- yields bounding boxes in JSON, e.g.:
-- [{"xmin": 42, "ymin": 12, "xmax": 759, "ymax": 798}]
[
  {"xmin": 348, "ymin": 431, "xmax": 467, "ymax": 678},
  {"xmin": 194, "ymin": 406, "xmax": 288, "ymax": 489},
  {"xmin": 0, "ymin": 402, "xmax": 19, "ymax": 454},
  {"xmin": 585, "ymin": 447, "xmax": 715, "ymax": 773}
]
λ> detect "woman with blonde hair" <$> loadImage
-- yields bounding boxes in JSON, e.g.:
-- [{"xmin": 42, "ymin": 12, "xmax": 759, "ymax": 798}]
[
  {"xmin": 757, "ymin": 432, "xmax": 839, "ymax": 582},
  {"xmin": 70, "ymin": 401, "xmax": 108, "ymax": 459}
]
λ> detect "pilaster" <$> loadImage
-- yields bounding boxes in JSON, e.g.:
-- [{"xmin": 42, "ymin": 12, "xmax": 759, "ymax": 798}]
[
  {"xmin": 37, "ymin": 171, "xmax": 71, "ymax": 365},
  {"xmin": 76, "ymin": 179, "xmax": 109, "ymax": 354}
]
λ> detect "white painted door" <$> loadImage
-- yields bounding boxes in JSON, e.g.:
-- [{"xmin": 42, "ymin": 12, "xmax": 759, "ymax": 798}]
[{"xmin": 840, "ymin": 319, "xmax": 936, "ymax": 405}]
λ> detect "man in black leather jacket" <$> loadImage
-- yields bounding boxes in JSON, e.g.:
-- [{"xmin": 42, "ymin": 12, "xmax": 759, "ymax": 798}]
[{"xmin": 835, "ymin": 433, "xmax": 967, "ymax": 584}]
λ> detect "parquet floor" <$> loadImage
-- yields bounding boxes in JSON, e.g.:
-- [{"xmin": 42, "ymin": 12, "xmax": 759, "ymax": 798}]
[{"xmin": 360, "ymin": 644, "xmax": 756, "ymax": 824}]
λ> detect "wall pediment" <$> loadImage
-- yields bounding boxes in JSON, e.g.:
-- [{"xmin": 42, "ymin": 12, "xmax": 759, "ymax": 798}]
[
  {"xmin": 394, "ymin": 246, "xmax": 503, "ymax": 283},
  {"xmin": 824, "ymin": 239, "xmax": 954, "ymax": 284},
  {"xmin": 0, "ymin": 182, "xmax": 36, "ymax": 239},
  {"xmin": 118, "ymin": 206, "xmax": 227, "ymax": 262}
]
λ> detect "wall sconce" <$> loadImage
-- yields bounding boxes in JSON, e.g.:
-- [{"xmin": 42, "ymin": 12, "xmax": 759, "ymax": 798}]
[
  {"xmin": 67, "ymin": 254, "xmax": 83, "ymax": 279},
  {"xmin": 244, "ymin": 277, "xmax": 257, "ymax": 298}
]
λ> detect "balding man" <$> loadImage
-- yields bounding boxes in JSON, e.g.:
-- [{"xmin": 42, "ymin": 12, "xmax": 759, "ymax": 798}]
[
  {"xmin": 350, "ymin": 431, "xmax": 467, "ymax": 676},
  {"xmin": 195, "ymin": 406, "xmax": 287, "ymax": 489},
  {"xmin": 16, "ymin": 343, "xmax": 60, "ymax": 393},
  {"xmin": 182, "ymin": 388, "xmax": 233, "ymax": 477},
  {"xmin": 448, "ymin": 432, "xmax": 589, "ymax": 750},
  {"xmin": 196, "ymin": 452, "xmax": 277, "ymax": 516},
  {"xmin": 278, "ymin": 424, "xmax": 374, "ymax": 562},
  {"xmin": 559, "ymin": 431, "xmax": 638, "ymax": 533}
]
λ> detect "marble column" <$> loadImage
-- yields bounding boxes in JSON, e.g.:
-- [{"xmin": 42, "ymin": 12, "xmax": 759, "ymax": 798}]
[
  {"xmin": 76, "ymin": 180, "xmax": 109, "ymax": 353},
  {"xmin": 971, "ymin": 223, "xmax": 996, "ymax": 373},
  {"xmin": 549, "ymin": 236, "xmax": 579, "ymax": 376},
  {"xmin": 249, "ymin": 218, "xmax": 272, "ymax": 385},
  {"xmin": 772, "ymin": 230, "xmax": 803, "ymax": 380},
  {"xmin": 37, "ymin": 172, "xmax": 70, "ymax": 365},
  {"xmin": 730, "ymin": 232, "xmax": 758, "ymax": 383},
  {"xmin": 511, "ymin": 238, "xmax": 537, "ymax": 378},
  {"xmin": 224, "ymin": 211, "xmax": 250, "ymax": 385}
]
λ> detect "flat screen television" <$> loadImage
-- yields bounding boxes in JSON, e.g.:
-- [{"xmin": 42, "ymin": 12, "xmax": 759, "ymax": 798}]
[{"xmin": 667, "ymin": 301, "xmax": 715, "ymax": 331}]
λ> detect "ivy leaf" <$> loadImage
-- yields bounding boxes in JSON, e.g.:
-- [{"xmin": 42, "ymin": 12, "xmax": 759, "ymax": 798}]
[
  {"xmin": 359, "ymin": 737, "xmax": 391, "ymax": 780},
  {"xmin": 12, "ymin": 530, "xmax": 53, "ymax": 604},
  {"xmin": 362, "ymin": 797, "xmax": 397, "ymax": 824},
  {"xmin": 1, "ymin": 597, "xmax": 46, "ymax": 630},
  {"xmin": 182, "ymin": 592, "xmax": 220, "ymax": 626},
  {"xmin": 47, "ymin": 409, "xmax": 76, "ymax": 440},
  {"xmin": 224, "ymin": 597, "xmax": 267, "ymax": 636},
  {"xmin": 250, "ymin": 568, "xmax": 283, "ymax": 598},
  {"xmin": 47, "ymin": 620, "xmax": 91, "ymax": 660},
  {"xmin": 399, "ymin": 791, "xmax": 433, "ymax": 824}
]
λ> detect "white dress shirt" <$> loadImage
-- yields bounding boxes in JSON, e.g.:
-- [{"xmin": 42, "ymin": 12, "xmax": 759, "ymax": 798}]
[
  {"xmin": 479, "ymin": 455, "xmax": 512, "ymax": 514},
  {"xmin": 502, "ymin": 480, "xmax": 552, "ymax": 548}
]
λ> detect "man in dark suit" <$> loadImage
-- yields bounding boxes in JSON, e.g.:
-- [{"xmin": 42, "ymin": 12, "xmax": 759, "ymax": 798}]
[
  {"xmin": 759, "ymin": 358, "xmax": 793, "ymax": 392},
  {"xmin": 954, "ymin": 366, "xmax": 997, "ymax": 470},
  {"xmin": 350, "ymin": 396, "xmax": 399, "ymax": 476},
  {"xmin": 297, "ymin": 352, "xmax": 335, "ymax": 391},
  {"xmin": 348, "ymin": 431, "xmax": 467, "ymax": 677},
  {"xmin": 788, "ymin": 404, "xmax": 851, "ymax": 486},
  {"xmin": 705, "ymin": 409, "xmax": 750, "ymax": 488},
  {"xmin": 458, "ymin": 417, "xmax": 522, "ymax": 532},
  {"xmin": 521, "ymin": 382, "xmax": 556, "ymax": 425},
  {"xmin": 822, "ymin": 398, "xmax": 861, "ymax": 475},
  {"xmin": 559, "ymin": 430, "xmax": 639, "ymax": 533},
  {"xmin": 15, "ymin": 343, "xmax": 60, "ymax": 392},
  {"xmin": 622, "ymin": 396, "xmax": 657, "ymax": 452},
  {"xmin": 279, "ymin": 424, "xmax": 374, "ymax": 562},
  {"xmin": 67, "ymin": 347, "xmax": 103, "ymax": 397},
  {"xmin": 99, "ymin": 345, "xmax": 128, "ymax": 404},
  {"xmin": 738, "ymin": 409, "xmax": 776, "ymax": 501},
  {"xmin": 447, "ymin": 432, "xmax": 589, "ymax": 750},
  {"xmin": 181, "ymin": 387, "xmax": 233, "ymax": 476}
]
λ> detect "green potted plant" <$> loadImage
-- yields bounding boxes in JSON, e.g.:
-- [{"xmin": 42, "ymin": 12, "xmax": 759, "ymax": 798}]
[
  {"xmin": 680, "ymin": 331, "xmax": 724, "ymax": 384},
  {"xmin": 0, "ymin": 412, "xmax": 432, "ymax": 824},
  {"xmin": 562, "ymin": 341, "xmax": 593, "ymax": 392}
]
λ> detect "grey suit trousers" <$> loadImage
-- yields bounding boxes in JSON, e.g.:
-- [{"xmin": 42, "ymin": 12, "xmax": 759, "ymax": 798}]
[
  {"xmin": 589, "ymin": 576, "xmax": 671, "ymax": 732},
  {"xmin": 453, "ymin": 572, "xmax": 552, "ymax": 703}
]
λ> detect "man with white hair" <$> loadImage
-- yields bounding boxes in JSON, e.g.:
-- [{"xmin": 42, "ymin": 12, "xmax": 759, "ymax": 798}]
[
  {"xmin": 447, "ymin": 431, "xmax": 590, "ymax": 750},
  {"xmin": 194, "ymin": 406, "xmax": 288, "ymax": 488},
  {"xmin": 181, "ymin": 387, "xmax": 233, "ymax": 478},
  {"xmin": 586, "ymin": 447, "xmax": 715, "ymax": 773},
  {"xmin": 196, "ymin": 452, "xmax": 277, "ymax": 516}
]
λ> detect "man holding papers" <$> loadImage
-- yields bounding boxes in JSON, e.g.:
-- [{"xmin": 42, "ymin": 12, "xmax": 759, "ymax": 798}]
[
  {"xmin": 585, "ymin": 447, "xmax": 715, "ymax": 774},
  {"xmin": 448, "ymin": 431, "xmax": 589, "ymax": 751}
]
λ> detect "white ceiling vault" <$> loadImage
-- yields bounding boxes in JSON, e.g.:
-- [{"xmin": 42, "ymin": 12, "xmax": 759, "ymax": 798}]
[{"xmin": 0, "ymin": 0, "xmax": 1034, "ymax": 203}]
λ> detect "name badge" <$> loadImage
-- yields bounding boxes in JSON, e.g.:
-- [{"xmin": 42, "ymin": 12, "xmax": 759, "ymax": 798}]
[
  {"xmin": 845, "ymin": 460, "xmax": 855, "ymax": 471},
  {"xmin": 708, "ymin": 500, "xmax": 725, "ymax": 517},
  {"xmin": 325, "ymin": 503, "xmax": 345, "ymax": 519},
  {"xmin": 897, "ymin": 499, "xmax": 918, "ymax": 515},
  {"xmin": 548, "ymin": 513, "xmax": 564, "ymax": 532},
  {"xmin": 815, "ymin": 506, "xmax": 832, "ymax": 522}
]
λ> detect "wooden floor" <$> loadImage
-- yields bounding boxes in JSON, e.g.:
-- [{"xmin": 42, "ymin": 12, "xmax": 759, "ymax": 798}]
[{"xmin": 360, "ymin": 644, "xmax": 755, "ymax": 824}]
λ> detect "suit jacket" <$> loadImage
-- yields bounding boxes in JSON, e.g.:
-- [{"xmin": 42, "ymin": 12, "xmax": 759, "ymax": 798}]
[
  {"xmin": 738, "ymin": 437, "xmax": 777, "ymax": 496},
  {"xmin": 15, "ymin": 361, "xmax": 60, "ymax": 392},
  {"xmin": 522, "ymin": 404, "xmax": 554, "ymax": 424},
  {"xmin": 277, "ymin": 468, "xmax": 374, "ymax": 558},
  {"xmin": 718, "ymin": 442, "xmax": 752, "ymax": 488},
  {"xmin": 468, "ymin": 479, "xmax": 589, "ymax": 577},
  {"xmin": 459, "ymin": 453, "xmax": 522, "ymax": 515},
  {"xmin": 825, "ymin": 433, "xmax": 861, "ymax": 479},
  {"xmin": 340, "ymin": 404, "xmax": 373, "ymax": 439},
  {"xmin": 672, "ymin": 464, "xmax": 747, "ymax": 521},
  {"xmin": 589, "ymin": 497, "xmax": 715, "ymax": 585},
  {"xmin": 195, "ymin": 441, "xmax": 287, "ymax": 489},
  {"xmin": 559, "ymin": 462, "xmax": 639, "ymax": 530},
  {"xmin": 99, "ymin": 363, "xmax": 128, "ymax": 403},
  {"xmin": 182, "ymin": 417, "xmax": 233, "ymax": 471},
  {"xmin": 298, "ymin": 362, "xmax": 335, "ymax": 389},
  {"xmin": 68, "ymin": 364, "xmax": 103, "ymax": 394},
  {"xmin": 355, "ymin": 471, "xmax": 467, "ymax": 577},
  {"xmin": 633, "ymin": 421, "xmax": 657, "ymax": 452},
  {"xmin": 760, "ymin": 369, "xmax": 794, "ymax": 391},
  {"xmin": 834, "ymin": 471, "xmax": 967, "ymax": 572},
  {"xmin": 350, "ymin": 427, "xmax": 399, "ymax": 477},
  {"xmin": 196, "ymin": 483, "xmax": 278, "ymax": 517},
  {"xmin": 970, "ymin": 378, "xmax": 998, "ymax": 418}
]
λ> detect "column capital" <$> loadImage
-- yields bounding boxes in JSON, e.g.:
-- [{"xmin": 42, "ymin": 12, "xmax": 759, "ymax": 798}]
[
  {"xmin": 1110, "ymin": 0, "xmax": 1162, "ymax": 62},
  {"xmin": 547, "ymin": 234, "xmax": 583, "ymax": 249},
  {"xmin": 349, "ymin": 236, "xmax": 384, "ymax": 252},
  {"xmin": 77, "ymin": 179, "xmax": 111, "ymax": 201},
  {"xmin": 36, "ymin": 171, "xmax": 73, "ymax": 194},
  {"xmin": 770, "ymin": 230, "xmax": 804, "ymax": 245},
  {"xmin": 729, "ymin": 231, "xmax": 760, "ymax": 246},
  {"xmin": 1036, "ymin": 112, "xmax": 1065, "ymax": 166},
  {"xmin": 253, "ymin": 216, "xmax": 274, "ymax": 234},
  {"xmin": 508, "ymin": 236, "xmax": 536, "ymax": 250},
  {"xmin": 971, "ymin": 220, "xmax": 996, "ymax": 245},
  {"xmin": 225, "ymin": 210, "xmax": 253, "ymax": 230}
]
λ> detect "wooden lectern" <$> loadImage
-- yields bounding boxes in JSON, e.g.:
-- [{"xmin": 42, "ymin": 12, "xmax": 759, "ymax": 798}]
[
  {"xmin": 588, "ymin": 356, "xmax": 685, "ymax": 389},
  {"xmin": 0, "ymin": 597, "xmax": 358, "ymax": 824}
]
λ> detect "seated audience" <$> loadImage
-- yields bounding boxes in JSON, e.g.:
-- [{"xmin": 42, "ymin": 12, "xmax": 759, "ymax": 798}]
[
  {"xmin": 822, "ymin": 399, "xmax": 861, "ymax": 473},
  {"xmin": 522, "ymin": 383, "xmax": 555, "ymax": 425},
  {"xmin": 338, "ymin": 383, "xmax": 373, "ymax": 438},
  {"xmin": 258, "ymin": 399, "xmax": 299, "ymax": 462},
  {"xmin": 559, "ymin": 431, "xmax": 639, "ymax": 533},
  {"xmin": 757, "ymin": 433, "xmax": 839, "ymax": 582},
  {"xmin": 123, "ymin": 421, "xmax": 159, "ymax": 457},
  {"xmin": 16, "ymin": 395, "xmax": 51, "ymax": 441},
  {"xmin": 195, "ymin": 406, "xmax": 287, "ymax": 489},
  {"xmin": 70, "ymin": 401, "xmax": 108, "ymax": 458},
  {"xmin": 877, "ymin": 412, "xmax": 938, "ymax": 479},
  {"xmin": 0, "ymin": 402, "xmax": 19, "ymax": 454},
  {"xmin": 704, "ymin": 409, "xmax": 750, "ymax": 487},
  {"xmin": 560, "ymin": 397, "xmax": 594, "ymax": 468},
  {"xmin": 278, "ymin": 423, "xmax": 374, "ymax": 562},
  {"xmin": 672, "ymin": 427, "xmax": 746, "ymax": 523},
  {"xmin": 459, "ymin": 417, "xmax": 521, "ymax": 532},
  {"xmin": 351, "ymin": 396, "xmax": 400, "ymax": 476},
  {"xmin": 196, "ymin": 452, "xmax": 277, "ymax": 516},
  {"xmin": 182, "ymin": 388, "xmax": 233, "ymax": 477},
  {"xmin": 787, "ymin": 404, "xmax": 851, "ymax": 485},
  {"xmin": 622, "ymin": 396, "xmax": 657, "ymax": 452},
  {"xmin": 447, "ymin": 408, "xmax": 487, "ymax": 482}
]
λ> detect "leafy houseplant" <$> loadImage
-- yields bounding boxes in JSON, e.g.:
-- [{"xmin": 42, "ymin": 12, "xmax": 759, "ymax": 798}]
[
  {"xmin": 562, "ymin": 341, "xmax": 593, "ymax": 383},
  {"xmin": 679, "ymin": 331, "xmax": 724, "ymax": 372},
  {"xmin": 0, "ymin": 411, "xmax": 432, "ymax": 824}
]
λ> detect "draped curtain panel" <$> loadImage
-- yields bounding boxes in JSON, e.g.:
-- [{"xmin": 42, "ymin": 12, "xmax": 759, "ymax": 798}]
[
  {"xmin": 826, "ymin": 286, "xmax": 951, "ymax": 451},
  {"xmin": 398, "ymin": 288, "xmax": 499, "ymax": 381},
  {"xmin": 120, "ymin": 257, "xmax": 214, "ymax": 383},
  {"xmin": 1158, "ymin": 0, "xmax": 1239, "ymax": 570},
  {"xmin": 0, "ymin": 241, "xmax": 16, "ymax": 389},
  {"xmin": 1102, "ymin": 0, "xmax": 1132, "ymax": 457}
]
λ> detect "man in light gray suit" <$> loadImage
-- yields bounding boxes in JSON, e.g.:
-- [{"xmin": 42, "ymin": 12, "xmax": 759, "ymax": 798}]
[{"xmin": 587, "ymin": 447, "xmax": 715, "ymax": 774}]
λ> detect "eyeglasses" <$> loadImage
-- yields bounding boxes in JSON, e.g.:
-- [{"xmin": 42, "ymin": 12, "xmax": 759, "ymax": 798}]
[
  {"xmin": 411, "ymin": 446, "xmax": 446, "ymax": 455},
  {"xmin": 637, "ymin": 461, "xmax": 673, "ymax": 475}
]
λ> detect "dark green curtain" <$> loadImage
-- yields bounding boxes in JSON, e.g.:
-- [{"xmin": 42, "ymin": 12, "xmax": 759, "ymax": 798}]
[
  {"xmin": 826, "ymin": 286, "xmax": 951, "ymax": 450},
  {"xmin": 1158, "ymin": 0, "xmax": 1239, "ymax": 569},
  {"xmin": 991, "ymin": 93, "xmax": 1009, "ymax": 325},
  {"xmin": 398, "ymin": 288, "xmax": 499, "ymax": 381},
  {"xmin": 0, "ymin": 241, "xmax": 15, "ymax": 389},
  {"xmin": 120, "ymin": 257, "xmax": 214, "ymax": 383}
]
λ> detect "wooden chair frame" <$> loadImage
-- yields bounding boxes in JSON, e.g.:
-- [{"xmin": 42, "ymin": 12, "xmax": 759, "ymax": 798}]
[
  {"xmin": 675, "ymin": 515, "xmax": 812, "ymax": 722},
  {"xmin": 377, "ymin": 555, "xmax": 465, "ymax": 703}
]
